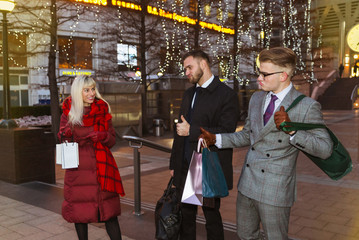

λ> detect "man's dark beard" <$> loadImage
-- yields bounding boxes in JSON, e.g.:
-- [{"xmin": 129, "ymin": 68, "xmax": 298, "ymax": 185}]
[{"xmin": 192, "ymin": 68, "xmax": 204, "ymax": 84}]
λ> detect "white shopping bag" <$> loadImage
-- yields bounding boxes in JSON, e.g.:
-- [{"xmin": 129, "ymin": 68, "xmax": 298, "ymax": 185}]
[
  {"xmin": 181, "ymin": 139, "xmax": 203, "ymax": 206},
  {"xmin": 56, "ymin": 143, "xmax": 63, "ymax": 165},
  {"xmin": 56, "ymin": 141, "xmax": 79, "ymax": 169}
]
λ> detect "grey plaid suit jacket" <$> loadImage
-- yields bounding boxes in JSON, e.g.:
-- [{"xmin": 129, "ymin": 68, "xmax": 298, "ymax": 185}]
[{"xmin": 221, "ymin": 87, "xmax": 333, "ymax": 207}]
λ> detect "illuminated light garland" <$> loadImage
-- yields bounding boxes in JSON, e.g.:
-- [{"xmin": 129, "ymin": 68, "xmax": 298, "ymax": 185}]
[
  {"xmin": 154, "ymin": 0, "xmax": 320, "ymax": 84},
  {"xmin": 157, "ymin": 0, "xmax": 169, "ymax": 73},
  {"xmin": 147, "ymin": 5, "xmax": 234, "ymax": 35},
  {"xmin": 74, "ymin": 0, "xmax": 234, "ymax": 35},
  {"xmin": 9, "ymin": 0, "xmax": 321, "ymax": 87},
  {"xmin": 233, "ymin": 0, "xmax": 243, "ymax": 84},
  {"xmin": 156, "ymin": 0, "xmax": 190, "ymax": 75},
  {"xmin": 217, "ymin": 0, "xmax": 232, "ymax": 78}
]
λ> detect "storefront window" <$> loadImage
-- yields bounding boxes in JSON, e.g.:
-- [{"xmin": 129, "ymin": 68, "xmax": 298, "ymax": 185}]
[{"xmin": 58, "ymin": 36, "xmax": 93, "ymax": 69}]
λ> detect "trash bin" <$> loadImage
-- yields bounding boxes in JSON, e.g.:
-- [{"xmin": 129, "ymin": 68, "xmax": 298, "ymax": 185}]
[{"xmin": 153, "ymin": 118, "xmax": 164, "ymax": 137}]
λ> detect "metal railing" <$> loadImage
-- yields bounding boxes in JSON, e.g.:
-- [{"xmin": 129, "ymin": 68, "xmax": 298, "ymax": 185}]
[
  {"xmin": 351, "ymin": 84, "xmax": 358, "ymax": 108},
  {"xmin": 122, "ymin": 135, "xmax": 171, "ymax": 216}
]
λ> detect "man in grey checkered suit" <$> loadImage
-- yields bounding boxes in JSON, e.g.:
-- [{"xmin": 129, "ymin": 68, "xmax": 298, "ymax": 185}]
[{"xmin": 200, "ymin": 47, "xmax": 333, "ymax": 239}]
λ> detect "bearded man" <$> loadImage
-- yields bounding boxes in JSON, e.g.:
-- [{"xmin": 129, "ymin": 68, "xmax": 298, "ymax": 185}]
[{"xmin": 169, "ymin": 49, "xmax": 239, "ymax": 240}]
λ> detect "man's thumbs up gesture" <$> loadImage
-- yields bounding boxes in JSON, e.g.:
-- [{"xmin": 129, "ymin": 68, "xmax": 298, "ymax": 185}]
[
  {"xmin": 176, "ymin": 115, "xmax": 190, "ymax": 136},
  {"xmin": 274, "ymin": 106, "xmax": 292, "ymax": 134}
]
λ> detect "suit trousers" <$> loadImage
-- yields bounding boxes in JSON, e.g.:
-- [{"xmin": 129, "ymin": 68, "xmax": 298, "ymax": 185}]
[
  {"xmin": 180, "ymin": 199, "xmax": 224, "ymax": 240},
  {"xmin": 178, "ymin": 165, "xmax": 224, "ymax": 240},
  {"xmin": 236, "ymin": 191, "xmax": 291, "ymax": 240}
]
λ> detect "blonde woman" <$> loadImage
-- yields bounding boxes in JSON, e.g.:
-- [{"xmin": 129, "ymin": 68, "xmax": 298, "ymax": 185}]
[{"xmin": 58, "ymin": 75, "xmax": 125, "ymax": 240}]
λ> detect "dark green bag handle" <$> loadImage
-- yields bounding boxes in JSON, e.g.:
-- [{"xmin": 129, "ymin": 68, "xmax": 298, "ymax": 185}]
[
  {"xmin": 285, "ymin": 95, "xmax": 306, "ymax": 113},
  {"xmin": 279, "ymin": 95, "xmax": 352, "ymax": 180}
]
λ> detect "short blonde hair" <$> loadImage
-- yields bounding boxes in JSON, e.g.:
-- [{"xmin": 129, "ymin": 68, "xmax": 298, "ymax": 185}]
[
  {"xmin": 68, "ymin": 75, "xmax": 110, "ymax": 125},
  {"xmin": 259, "ymin": 47, "xmax": 297, "ymax": 76}
]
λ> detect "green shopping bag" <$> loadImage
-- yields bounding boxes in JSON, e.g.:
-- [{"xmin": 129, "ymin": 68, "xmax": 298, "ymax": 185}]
[
  {"xmin": 280, "ymin": 95, "xmax": 352, "ymax": 180},
  {"xmin": 202, "ymin": 147, "xmax": 229, "ymax": 198}
]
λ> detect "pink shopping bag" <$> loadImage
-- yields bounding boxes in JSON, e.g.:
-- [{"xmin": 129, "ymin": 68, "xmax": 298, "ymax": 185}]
[{"xmin": 181, "ymin": 139, "xmax": 204, "ymax": 206}]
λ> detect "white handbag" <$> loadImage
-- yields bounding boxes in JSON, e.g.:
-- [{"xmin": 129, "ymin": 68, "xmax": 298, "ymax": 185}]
[{"xmin": 56, "ymin": 141, "xmax": 79, "ymax": 169}]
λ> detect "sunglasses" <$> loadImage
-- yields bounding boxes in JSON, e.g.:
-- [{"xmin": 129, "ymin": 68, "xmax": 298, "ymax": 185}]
[{"xmin": 256, "ymin": 68, "xmax": 283, "ymax": 78}]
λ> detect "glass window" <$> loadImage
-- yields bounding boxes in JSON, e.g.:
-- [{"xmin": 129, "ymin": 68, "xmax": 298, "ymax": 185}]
[
  {"xmin": 270, "ymin": 29, "xmax": 281, "ymax": 46},
  {"xmin": 219, "ymin": 56, "xmax": 230, "ymax": 78},
  {"xmin": 10, "ymin": 75, "xmax": 19, "ymax": 85},
  {"xmin": 189, "ymin": 0, "xmax": 197, "ymax": 13},
  {"xmin": 58, "ymin": 36, "xmax": 93, "ymax": 69},
  {"xmin": 204, "ymin": 4, "xmax": 211, "ymax": 16},
  {"xmin": 159, "ymin": 47, "xmax": 180, "ymax": 74},
  {"xmin": 20, "ymin": 76, "xmax": 28, "ymax": 84},
  {"xmin": 21, "ymin": 90, "xmax": 28, "ymax": 106},
  {"xmin": 225, "ymin": 12, "xmax": 234, "ymax": 26},
  {"xmin": 117, "ymin": 43, "xmax": 137, "ymax": 66},
  {"xmin": 0, "ymin": 33, "xmax": 27, "ymax": 68},
  {"xmin": 10, "ymin": 90, "xmax": 19, "ymax": 106}
]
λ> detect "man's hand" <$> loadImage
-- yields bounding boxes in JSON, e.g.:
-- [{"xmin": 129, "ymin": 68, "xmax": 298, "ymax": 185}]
[
  {"xmin": 199, "ymin": 127, "xmax": 216, "ymax": 146},
  {"xmin": 176, "ymin": 115, "xmax": 190, "ymax": 136},
  {"xmin": 274, "ymin": 106, "xmax": 295, "ymax": 134}
]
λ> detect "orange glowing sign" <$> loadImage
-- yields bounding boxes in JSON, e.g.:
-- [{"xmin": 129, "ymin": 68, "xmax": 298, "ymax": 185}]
[
  {"xmin": 73, "ymin": 0, "xmax": 234, "ymax": 35},
  {"xmin": 75, "ymin": 0, "xmax": 108, "ymax": 6}
]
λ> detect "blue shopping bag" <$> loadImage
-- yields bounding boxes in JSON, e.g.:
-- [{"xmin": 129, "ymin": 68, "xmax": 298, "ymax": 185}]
[{"xmin": 202, "ymin": 147, "xmax": 229, "ymax": 198}]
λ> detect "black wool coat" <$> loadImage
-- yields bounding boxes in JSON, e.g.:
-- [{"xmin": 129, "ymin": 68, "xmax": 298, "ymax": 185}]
[{"xmin": 170, "ymin": 77, "xmax": 240, "ymax": 190}]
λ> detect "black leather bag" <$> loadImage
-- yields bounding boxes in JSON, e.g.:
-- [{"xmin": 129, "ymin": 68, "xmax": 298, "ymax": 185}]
[{"xmin": 155, "ymin": 177, "xmax": 182, "ymax": 240}]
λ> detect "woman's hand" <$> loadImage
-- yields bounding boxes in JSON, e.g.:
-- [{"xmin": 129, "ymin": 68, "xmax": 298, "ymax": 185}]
[
  {"xmin": 88, "ymin": 131, "xmax": 107, "ymax": 143},
  {"xmin": 60, "ymin": 123, "xmax": 72, "ymax": 137}
]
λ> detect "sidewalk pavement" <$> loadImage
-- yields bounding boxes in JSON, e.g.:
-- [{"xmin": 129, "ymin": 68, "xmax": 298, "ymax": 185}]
[
  {"xmin": 0, "ymin": 194, "xmax": 134, "ymax": 240},
  {"xmin": 0, "ymin": 110, "xmax": 358, "ymax": 240}
]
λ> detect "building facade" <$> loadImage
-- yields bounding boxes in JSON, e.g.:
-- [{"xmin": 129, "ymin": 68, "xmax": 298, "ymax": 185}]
[
  {"xmin": 314, "ymin": 0, "xmax": 359, "ymax": 78},
  {"xmin": 0, "ymin": 0, "xmax": 330, "ymax": 110}
]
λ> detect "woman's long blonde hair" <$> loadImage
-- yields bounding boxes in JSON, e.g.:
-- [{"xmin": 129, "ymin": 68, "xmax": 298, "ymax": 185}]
[{"xmin": 68, "ymin": 75, "xmax": 110, "ymax": 125}]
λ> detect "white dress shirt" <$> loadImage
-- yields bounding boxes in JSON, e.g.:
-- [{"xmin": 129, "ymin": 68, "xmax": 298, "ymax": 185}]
[{"xmin": 191, "ymin": 75, "xmax": 214, "ymax": 108}]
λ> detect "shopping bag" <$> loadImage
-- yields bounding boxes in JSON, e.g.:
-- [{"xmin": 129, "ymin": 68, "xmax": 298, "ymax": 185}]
[
  {"xmin": 56, "ymin": 141, "xmax": 79, "ymax": 169},
  {"xmin": 202, "ymin": 144, "xmax": 229, "ymax": 198},
  {"xmin": 56, "ymin": 143, "xmax": 63, "ymax": 165},
  {"xmin": 280, "ymin": 95, "xmax": 352, "ymax": 180},
  {"xmin": 280, "ymin": 121, "xmax": 352, "ymax": 180},
  {"xmin": 155, "ymin": 177, "xmax": 181, "ymax": 240},
  {"xmin": 181, "ymin": 139, "xmax": 203, "ymax": 206}
]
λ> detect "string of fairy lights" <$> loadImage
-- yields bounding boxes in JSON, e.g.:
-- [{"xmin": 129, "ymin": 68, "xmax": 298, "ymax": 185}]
[
  {"xmin": 152, "ymin": 0, "xmax": 320, "ymax": 84},
  {"xmin": 156, "ymin": 0, "xmax": 191, "ymax": 74},
  {"xmin": 5, "ymin": 0, "xmax": 322, "ymax": 85},
  {"xmin": 8, "ymin": 2, "xmax": 51, "ymax": 70}
]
